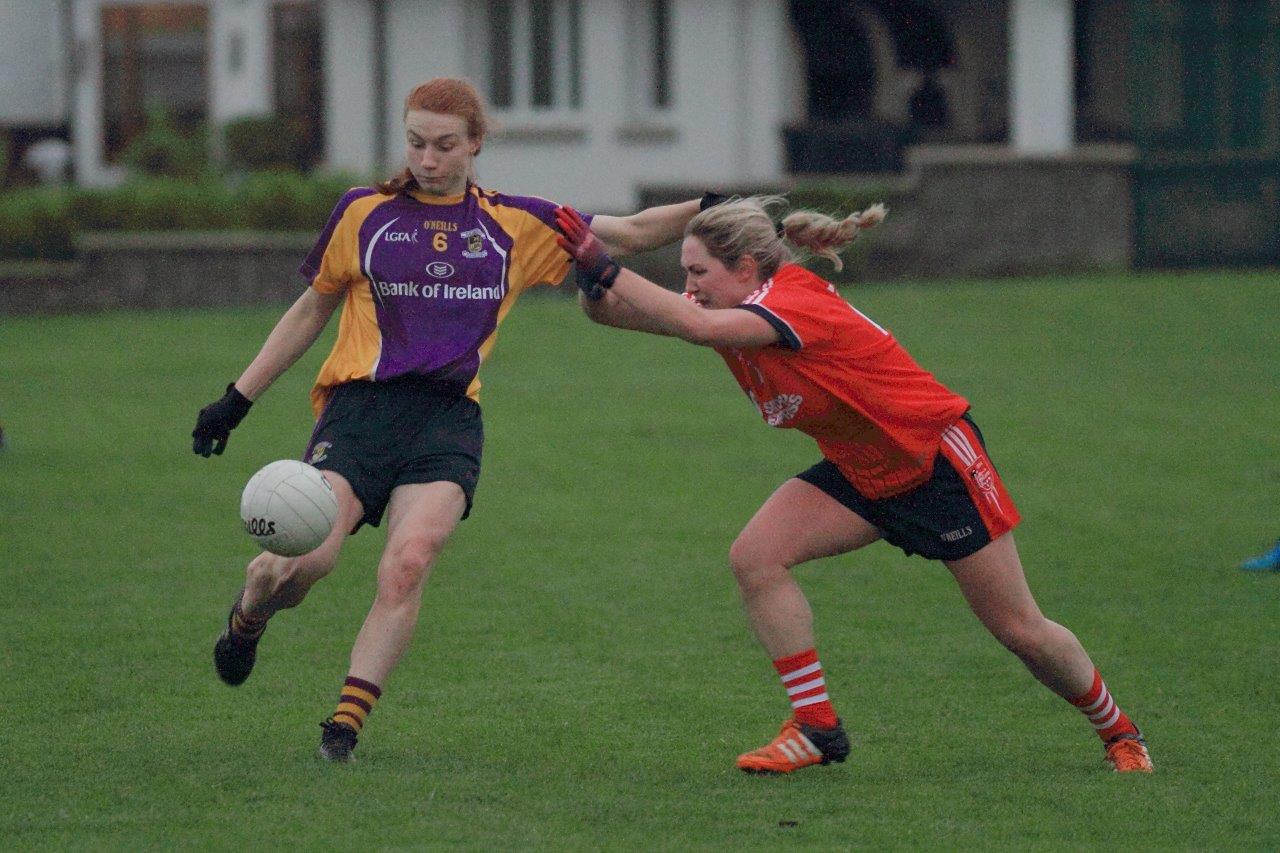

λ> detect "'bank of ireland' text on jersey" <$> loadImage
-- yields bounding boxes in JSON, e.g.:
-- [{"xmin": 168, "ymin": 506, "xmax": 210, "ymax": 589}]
[{"xmin": 300, "ymin": 183, "xmax": 579, "ymax": 415}]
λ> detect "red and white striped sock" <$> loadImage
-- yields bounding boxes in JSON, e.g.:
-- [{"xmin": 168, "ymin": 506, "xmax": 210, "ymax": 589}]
[
  {"xmin": 1069, "ymin": 669, "xmax": 1139, "ymax": 742},
  {"xmin": 773, "ymin": 648, "xmax": 840, "ymax": 730}
]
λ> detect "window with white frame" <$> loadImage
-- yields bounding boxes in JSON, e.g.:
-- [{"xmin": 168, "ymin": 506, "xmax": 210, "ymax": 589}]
[
  {"xmin": 627, "ymin": 0, "xmax": 672, "ymax": 113},
  {"xmin": 478, "ymin": 0, "xmax": 581, "ymax": 116}
]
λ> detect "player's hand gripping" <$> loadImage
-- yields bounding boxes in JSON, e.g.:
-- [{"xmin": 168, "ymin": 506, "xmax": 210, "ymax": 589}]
[
  {"xmin": 700, "ymin": 190, "xmax": 730, "ymax": 211},
  {"xmin": 192, "ymin": 383, "xmax": 253, "ymax": 457},
  {"xmin": 554, "ymin": 206, "xmax": 620, "ymax": 300}
]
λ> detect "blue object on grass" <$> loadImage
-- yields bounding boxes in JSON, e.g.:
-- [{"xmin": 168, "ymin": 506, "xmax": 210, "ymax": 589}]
[{"xmin": 1241, "ymin": 540, "xmax": 1280, "ymax": 572}]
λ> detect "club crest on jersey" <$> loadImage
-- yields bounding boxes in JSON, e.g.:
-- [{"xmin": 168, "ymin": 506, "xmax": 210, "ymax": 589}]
[
  {"xmin": 759, "ymin": 394, "xmax": 803, "ymax": 426},
  {"xmin": 308, "ymin": 441, "xmax": 331, "ymax": 465},
  {"xmin": 969, "ymin": 459, "xmax": 1002, "ymax": 508},
  {"xmin": 462, "ymin": 229, "xmax": 488, "ymax": 259}
]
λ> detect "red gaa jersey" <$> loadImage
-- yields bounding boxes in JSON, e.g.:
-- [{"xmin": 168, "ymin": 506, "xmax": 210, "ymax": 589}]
[{"xmin": 713, "ymin": 264, "xmax": 970, "ymax": 498}]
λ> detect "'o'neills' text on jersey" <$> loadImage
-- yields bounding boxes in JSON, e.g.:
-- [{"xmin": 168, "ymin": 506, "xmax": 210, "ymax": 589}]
[{"xmin": 300, "ymin": 183, "xmax": 579, "ymax": 415}]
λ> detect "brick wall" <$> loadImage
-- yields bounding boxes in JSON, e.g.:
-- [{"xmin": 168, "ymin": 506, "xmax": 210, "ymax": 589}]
[
  {"xmin": 633, "ymin": 144, "xmax": 1135, "ymax": 287},
  {"xmin": 0, "ymin": 233, "xmax": 315, "ymax": 316},
  {"xmin": 78, "ymin": 232, "xmax": 318, "ymax": 310}
]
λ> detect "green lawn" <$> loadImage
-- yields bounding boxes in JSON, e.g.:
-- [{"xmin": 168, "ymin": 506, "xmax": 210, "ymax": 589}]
[{"xmin": 2, "ymin": 269, "xmax": 1278, "ymax": 849}]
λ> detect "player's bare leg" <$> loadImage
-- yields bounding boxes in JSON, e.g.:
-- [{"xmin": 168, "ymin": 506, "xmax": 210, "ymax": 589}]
[
  {"xmin": 944, "ymin": 533, "xmax": 1093, "ymax": 696},
  {"xmin": 347, "ymin": 481, "xmax": 464, "ymax": 682},
  {"xmin": 318, "ymin": 480, "xmax": 465, "ymax": 762},
  {"xmin": 214, "ymin": 472, "xmax": 362, "ymax": 686},
  {"xmin": 727, "ymin": 479, "xmax": 880, "ymax": 772},
  {"xmin": 945, "ymin": 533, "xmax": 1152, "ymax": 771},
  {"xmin": 730, "ymin": 478, "xmax": 881, "ymax": 658}
]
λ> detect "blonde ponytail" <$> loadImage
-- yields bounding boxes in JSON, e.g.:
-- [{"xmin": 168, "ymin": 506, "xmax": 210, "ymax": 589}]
[
  {"xmin": 779, "ymin": 203, "xmax": 886, "ymax": 272},
  {"xmin": 688, "ymin": 196, "xmax": 886, "ymax": 279}
]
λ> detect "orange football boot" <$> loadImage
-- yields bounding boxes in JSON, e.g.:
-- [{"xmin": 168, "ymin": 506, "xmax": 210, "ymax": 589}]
[
  {"xmin": 736, "ymin": 718, "xmax": 850, "ymax": 774},
  {"xmin": 1105, "ymin": 732, "xmax": 1154, "ymax": 773}
]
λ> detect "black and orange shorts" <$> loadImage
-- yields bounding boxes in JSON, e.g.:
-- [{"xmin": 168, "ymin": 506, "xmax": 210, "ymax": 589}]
[{"xmin": 796, "ymin": 414, "xmax": 1021, "ymax": 561}]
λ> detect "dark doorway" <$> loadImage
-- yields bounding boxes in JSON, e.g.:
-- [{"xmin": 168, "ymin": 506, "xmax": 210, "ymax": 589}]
[
  {"xmin": 101, "ymin": 4, "xmax": 208, "ymax": 161},
  {"xmin": 272, "ymin": 1, "xmax": 324, "ymax": 170},
  {"xmin": 784, "ymin": 0, "xmax": 955, "ymax": 173}
]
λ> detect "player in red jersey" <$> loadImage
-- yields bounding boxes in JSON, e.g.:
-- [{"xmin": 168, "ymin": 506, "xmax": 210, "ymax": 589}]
[{"xmin": 555, "ymin": 198, "xmax": 1154, "ymax": 774}]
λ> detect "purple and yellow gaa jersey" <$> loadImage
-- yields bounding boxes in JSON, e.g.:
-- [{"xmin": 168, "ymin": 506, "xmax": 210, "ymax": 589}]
[{"xmin": 299, "ymin": 183, "xmax": 580, "ymax": 416}]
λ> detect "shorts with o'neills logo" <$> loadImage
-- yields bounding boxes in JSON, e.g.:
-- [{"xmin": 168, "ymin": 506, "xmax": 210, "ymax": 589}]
[
  {"xmin": 303, "ymin": 376, "xmax": 483, "ymax": 531},
  {"xmin": 796, "ymin": 414, "xmax": 1021, "ymax": 561}
]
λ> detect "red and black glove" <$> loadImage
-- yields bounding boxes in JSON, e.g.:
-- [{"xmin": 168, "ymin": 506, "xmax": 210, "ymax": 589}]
[{"xmin": 555, "ymin": 206, "xmax": 620, "ymax": 301}]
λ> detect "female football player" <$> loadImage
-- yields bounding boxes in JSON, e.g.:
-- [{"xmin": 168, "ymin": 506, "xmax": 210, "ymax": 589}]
[
  {"xmin": 554, "ymin": 198, "xmax": 1154, "ymax": 774},
  {"xmin": 191, "ymin": 78, "xmax": 705, "ymax": 761}
]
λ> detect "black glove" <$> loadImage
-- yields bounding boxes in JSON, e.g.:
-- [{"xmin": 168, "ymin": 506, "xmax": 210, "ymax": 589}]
[
  {"xmin": 700, "ymin": 191, "xmax": 730, "ymax": 211},
  {"xmin": 575, "ymin": 268, "xmax": 610, "ymax": 301},
  {"xmin": 192, "ymin": 383, "xmax": 253, "ymax": 457}
]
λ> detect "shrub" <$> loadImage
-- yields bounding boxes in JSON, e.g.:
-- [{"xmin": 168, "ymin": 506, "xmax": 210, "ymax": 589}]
[
  {"xmin": 238, "ymin": 169, "xmax": 364, "ymax": 230},
  {"xmin": 239, "ymin": 169, "xmax": 317, "ymax": 229},
  {"xmin": 224, "ymin": 115, "xmax": 314, "ymax": 173},
  {"xmin": 121, "ymin": 105, "xmax": 209, "ymax": 179},
  {"xmin": 0, "ymin": 188, "xmax": 74, "ymax": 260},
  {"xmin": 0, "ymin": 171, "xmax": 367, "ymax": 259},
  {"xmin": 788, "ymin": 179, "xmax": 891, "ymax": 216},
  {"xmin": 74, "ymin": 175, "xmax": 238, "ymax": 231}
]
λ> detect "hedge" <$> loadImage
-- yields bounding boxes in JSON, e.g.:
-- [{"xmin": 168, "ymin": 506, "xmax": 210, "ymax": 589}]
[
  {"xmin": 0, "ymin": 173, "xmax": 897, "ymax": 267},
  {"xmin": 0, "ymin": 170, "xmax": 365, "ymax": 260}
]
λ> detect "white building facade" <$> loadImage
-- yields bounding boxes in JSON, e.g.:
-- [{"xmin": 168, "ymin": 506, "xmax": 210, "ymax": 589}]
[
  {"xmin": 320, "ymin": 0, "xmax": 802, "ymax": 208},
  {"xmin": 1, "ymin": 0, "xmax": 1090, "ymax": 210}
]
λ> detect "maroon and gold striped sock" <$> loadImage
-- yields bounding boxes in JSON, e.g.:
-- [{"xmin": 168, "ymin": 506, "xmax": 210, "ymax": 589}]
[
  {"xmin": 332, "ymin": 676, "xmax": 382, "ymax": 733},
  {"xmin": 230, "ymin": 599, "xmax": 268, "ymax": 641}
]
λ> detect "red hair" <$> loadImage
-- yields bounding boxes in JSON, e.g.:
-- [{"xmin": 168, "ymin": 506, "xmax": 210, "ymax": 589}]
[{"xmin": 376, "ymin": 78, "xmax": 490, "ymax": 195}]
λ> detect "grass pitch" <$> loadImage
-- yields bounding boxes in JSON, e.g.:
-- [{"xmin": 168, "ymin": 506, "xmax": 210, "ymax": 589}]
[{"xmin": 2, "ymin": 269, "xmax": 1278, "ymax": 849}]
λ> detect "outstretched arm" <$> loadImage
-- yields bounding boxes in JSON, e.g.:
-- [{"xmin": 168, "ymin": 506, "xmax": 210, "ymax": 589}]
[
  {"xmin": 557, "ymin": 207, "xmax": 778, "ymax": 349},
  {"xmin": 588, "ymin": 199, "xmax": 700, "ymax": 256},
  {"xmin": 604, "ymin": 268, "xmax": 778, "ymax": 348},
  {"xmin": 577, "ymin": 287, "xmax": 692, "ymax": 336}
]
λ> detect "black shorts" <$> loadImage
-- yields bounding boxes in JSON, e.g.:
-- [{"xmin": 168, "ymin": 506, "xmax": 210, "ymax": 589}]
[
  {"xmin": 796, "ymin": 414, "xmax": 1021, "ymax": 561},
  {"xmin": 302, "ymin": 377, "xmax": 483, "ymax": 530}
]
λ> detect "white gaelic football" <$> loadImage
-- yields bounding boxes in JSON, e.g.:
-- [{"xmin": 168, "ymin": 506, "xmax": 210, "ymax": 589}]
[{"xmin": 240, "ymin": 460, "xmax": 339, "ymax": 557}]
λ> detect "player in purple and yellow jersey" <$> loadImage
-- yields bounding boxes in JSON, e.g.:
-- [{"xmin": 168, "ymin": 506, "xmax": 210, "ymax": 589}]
[{"xmin": 191, "ymin": 78, "xmax": 705, "ymax": 761}]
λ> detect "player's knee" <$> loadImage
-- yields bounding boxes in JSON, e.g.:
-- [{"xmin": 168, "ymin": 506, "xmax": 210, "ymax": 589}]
[
  {"xmin": 377, "ymin": 535, "xmax": 443, "ymax": 602},
  {"xmin": 991, "ymin": 614, "xmax": 1053, "ymax": 664},
  {"xmin": 728, "ymin": 538, "xmax": 788, "ymax": 595},
  {"xmin": 246, "ymin": 551, "xmax": 285, "ymax": 589}
]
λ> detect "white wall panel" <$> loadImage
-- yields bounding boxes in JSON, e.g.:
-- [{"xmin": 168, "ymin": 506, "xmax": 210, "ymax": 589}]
[{"xmin": 0, "ymin": 1, "xmax": 69, "ymax": 124}]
